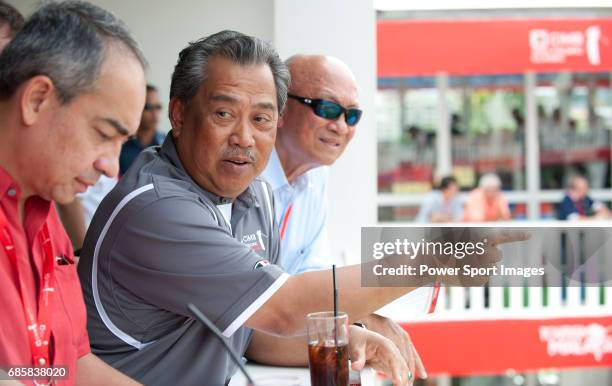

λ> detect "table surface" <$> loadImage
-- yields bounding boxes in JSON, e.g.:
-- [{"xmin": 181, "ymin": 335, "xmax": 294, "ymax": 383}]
[
  {"xmin": 228, "ymin": 363, "xmax": 309, "ymax": 386},
  {"xmin": 228, "ymin": 363, "xmax": 379, "ymax": 386}
]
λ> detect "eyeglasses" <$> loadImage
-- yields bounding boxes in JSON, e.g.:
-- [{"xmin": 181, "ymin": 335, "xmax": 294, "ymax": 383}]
[
  {"xmin": 144, "ymin": 103, "xmax": 162, "ymax": 111},
  {"xmin": 288, "ymin": 94, "xmax": 362, "ymax": 126}
]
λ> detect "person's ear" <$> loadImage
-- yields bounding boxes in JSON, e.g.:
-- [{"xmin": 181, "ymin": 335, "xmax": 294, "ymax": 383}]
[
  {"xmin": 277, "ymin": 101, "xmax": 291, "ymax": 129},
  {"xmin": 169, "ymin": 97, "xmax": 185, "ymax": 138},
  {"xmin": 277, "ymin": 113, "xmax": 284, "ymax": 129},
  {"xmin": 278, "ymin": 103, "xmax": 290, "ymax": 129},
  {"xmin": 20, "ymin": 75, "xmax": 56, "ymax": 126}
]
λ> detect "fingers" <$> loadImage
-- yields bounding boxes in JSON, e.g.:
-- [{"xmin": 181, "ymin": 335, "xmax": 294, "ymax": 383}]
[
  {"xmin": 407, "ymin": 353, "xmax": 415, "ymax": 386},
  {"xmin": 358, "ymin": 319, "xmax": 421, "ymax": 386},
  {"xmin": 350, "ymin": 350, "xmax": 366, "ymax": 372},
  {"xmin": 402, "ymin": 330, "xmax": 427, "ymax": 380},
  {"xmin": 412, "ymin": 343, "xmax": 427, "ymax": 379},
  {"xmin": 383, "ymin": 339, "xmax": 410, "ymax": 386},
  {"xmin": 386, "ymin": 349, "xmax": 409, "ymax": 386},
  {"xmin": 366, "ymin": 334, "xmax": 409, "ymax": 386},
  {"xmin": 348, "ymin": 327, "xmax": 367, "ymax": 371},
  {"xmin": 400, "ymin": 332, "xmax": 416, "ymax": 386},
  {"xmin": 487, "ymin": 230, "xmax": 531, "ymax": 246},
  {"xmin": 394, "ymin": 331, "xmax": 413, "ymax": 381}
]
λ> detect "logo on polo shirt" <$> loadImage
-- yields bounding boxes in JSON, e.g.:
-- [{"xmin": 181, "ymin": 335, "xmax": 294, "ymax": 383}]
[
  {"xmin": 253, "ymin": 259, "xmax": 270, "ymax": 270},
  {"xmin": 241, "ymin": 229, "xmax": 267, "ymax": 252}
]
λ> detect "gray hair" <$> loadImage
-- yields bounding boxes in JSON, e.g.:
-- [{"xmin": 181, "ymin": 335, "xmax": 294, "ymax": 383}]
[
  {"xmin": 170, "ymin": 30, "xmax": 289, "ymax": 113},
  {"xmin": 479, "ymin": 173, "xmax": 502, "ymax": 189},
  {"xmin": 0, "ymin": 1, "xmax": 146, "ymax": 102}
]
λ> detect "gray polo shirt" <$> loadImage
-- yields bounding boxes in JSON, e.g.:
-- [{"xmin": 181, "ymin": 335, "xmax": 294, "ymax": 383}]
[{"xmin": 77, "ymin": 135, "xmax": 288, "ymax": 385}]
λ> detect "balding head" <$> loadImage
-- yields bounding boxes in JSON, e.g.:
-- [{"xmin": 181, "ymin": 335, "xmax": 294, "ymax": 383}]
[
  {"xmin": 276, "ymin": 55, "xmax": 360, "ymax": 180},
  {"xmin": 286, "ymin": 54, "xmax": 357, "ymax": 98}
]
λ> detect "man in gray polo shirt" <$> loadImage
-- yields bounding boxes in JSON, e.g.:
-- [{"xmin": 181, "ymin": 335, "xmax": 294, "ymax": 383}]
[
  {"xmin": 77, "ymin": 30, "xmax": 421, "ymax": 385},
  {"xmin": 78, "ymin": 30, "xmax": 525, "ymax": 386}
]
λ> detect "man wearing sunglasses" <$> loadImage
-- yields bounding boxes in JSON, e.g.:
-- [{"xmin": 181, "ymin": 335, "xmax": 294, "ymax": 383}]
[
  {"xmin": 119, "ymin": 84, "xmax": 166, "ymax": 175},
  {"xmin": 258, "ymin": 54, "xmax": 428, "ymax": 381}
]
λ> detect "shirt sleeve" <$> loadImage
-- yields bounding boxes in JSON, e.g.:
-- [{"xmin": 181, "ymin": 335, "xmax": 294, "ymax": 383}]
[{"xmin": 108, "ymin": 196, "xmax": 288, "ymax": 337}]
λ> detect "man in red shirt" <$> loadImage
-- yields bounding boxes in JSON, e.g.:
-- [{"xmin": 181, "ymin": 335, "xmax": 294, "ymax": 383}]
[{"xmin": 0, "ymin": 2, "xmax": 146, "ymax": 385}]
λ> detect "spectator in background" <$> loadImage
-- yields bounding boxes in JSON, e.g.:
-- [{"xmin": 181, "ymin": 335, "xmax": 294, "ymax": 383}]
[
  {"xmin": 450, "ymin": 113, "xmax": 464, "ymax": 136},
  {"xmin": 119, "ymin": 84, "xmax": 165, "ymax": 175},
  {"xmin": 464, "ymin": 173, "xmax": 511, "ymax": 222},
  {"xmin": 416, "ymin": 176, "xmax": 463, "ymax": 223},
  {"xmin": 558, "ymin": 175, "xmax": 610, "ymax": 220},
  {"xmin": 0, "ymin": 0, "xmax": 23, "ymax": 51}
]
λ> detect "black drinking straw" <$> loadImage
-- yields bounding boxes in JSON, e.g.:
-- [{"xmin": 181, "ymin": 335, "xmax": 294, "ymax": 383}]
[
  {"xmin": 332, "ymin": 264, "xmax": 340, "ymax": 380},
  {"xmin": 332, "ymin": 264, "xmax": 338, "ymax": 318}
]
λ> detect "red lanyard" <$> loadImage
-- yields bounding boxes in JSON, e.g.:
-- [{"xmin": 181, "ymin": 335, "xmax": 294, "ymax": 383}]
[
  {"xmin": 427, "ymin": 282, "xmax": 441, "ymax": 314},
  {"xmin": 279, "ymin": 202, "xmax": 293, "ymax": 241},
  {"xmin": 0, "ymin": 209, "xmax": 56, "ymax": 368}
]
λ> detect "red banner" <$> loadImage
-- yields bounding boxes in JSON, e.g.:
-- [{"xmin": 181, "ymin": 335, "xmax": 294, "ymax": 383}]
[
  {"xmin": 400, "ymin": 316, "xmax": 612, "ymax": 376},
  {"xmin": 378, "ymin": 18, "xmax": 612, "ymax": 77}
]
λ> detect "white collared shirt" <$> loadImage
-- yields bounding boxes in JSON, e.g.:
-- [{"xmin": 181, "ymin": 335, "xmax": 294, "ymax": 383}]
[{"xmin": 260, "ymin": 148, "xmax": 332, "ymax": 273}]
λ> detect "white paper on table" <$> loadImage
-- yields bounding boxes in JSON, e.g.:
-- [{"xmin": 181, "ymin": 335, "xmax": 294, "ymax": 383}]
[{"xmin": 374, "ymin": 285, "xmax": 435, "ymax": 320}]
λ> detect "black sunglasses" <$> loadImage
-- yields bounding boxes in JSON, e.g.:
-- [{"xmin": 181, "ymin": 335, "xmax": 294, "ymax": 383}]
[{"xmin": 288, "ymin": 94, "xmax": 362, "ymax": 126}]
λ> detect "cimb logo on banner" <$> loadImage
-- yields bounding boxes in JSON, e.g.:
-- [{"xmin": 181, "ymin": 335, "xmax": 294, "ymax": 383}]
[
  {"xmin": 539, "ymin": 323, "xmax": 612, "ymax": 362},
  {"xmin": 529, "ymin": 26, "xmax": 602, "ymax": 65}
]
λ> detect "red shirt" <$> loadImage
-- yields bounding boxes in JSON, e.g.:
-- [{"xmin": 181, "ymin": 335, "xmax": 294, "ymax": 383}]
[
  {"xmin": 0, "ymin": 167, "xmax": 90, "ymax": 385},
  {"xmin": 463, "ymin": 188, "xmax": 511, "ymax": 222}
]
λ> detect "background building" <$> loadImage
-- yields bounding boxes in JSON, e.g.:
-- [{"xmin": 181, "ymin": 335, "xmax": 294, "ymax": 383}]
[{"xmin": 377, "ymin": 4, "xmax": 612, "ymax": 223}]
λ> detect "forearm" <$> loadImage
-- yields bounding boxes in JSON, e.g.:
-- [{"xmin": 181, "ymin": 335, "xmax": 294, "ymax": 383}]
[
  {"xmin": 76, "ymin": 353, "xmax": 141, "ymax": 386},
  {"xmin": 255, "ymin": 263, "xmax": 420, "ymax": 336},
  {"xmin": 245, "ymin": 331, "xmax": 309, "ymax": 367},
  {"xmin": 250, "ymin": 230, "xmax": 527, "ymax": 336}
]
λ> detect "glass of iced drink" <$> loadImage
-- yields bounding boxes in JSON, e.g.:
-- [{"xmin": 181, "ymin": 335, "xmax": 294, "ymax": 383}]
[{"xmin": 306, "ymin": 311, "xmax": 349, "ymax": 386}]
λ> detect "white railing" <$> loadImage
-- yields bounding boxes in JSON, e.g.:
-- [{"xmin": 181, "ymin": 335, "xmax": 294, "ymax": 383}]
[
  {"xmin": 377, "ymin": 221, "xmax": 612, "ymax": 322},
  {"xmin": 378, "ymin": 189, "xmax": 612, "ymax": 207}
]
